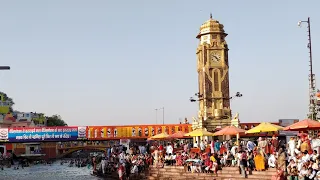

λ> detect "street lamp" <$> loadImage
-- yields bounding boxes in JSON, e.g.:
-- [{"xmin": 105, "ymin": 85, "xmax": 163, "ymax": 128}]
[
  {"xmin": 0, "ymin": 66, "xmax": 10, "ymax": 70},
  {"xmin": 189, "ymin": 92, "xmax": 243, "ymax": 102},
  {"xmin": 298, "ymin": 17, "xmax": 318, "ymax": 120},
  {"xmin": 155, "ymin": 108, "xmax": 159, "ymax": 124},
  {"xmin": 155, "ymin": 107, "xmax": 165, "ymax": 124}
]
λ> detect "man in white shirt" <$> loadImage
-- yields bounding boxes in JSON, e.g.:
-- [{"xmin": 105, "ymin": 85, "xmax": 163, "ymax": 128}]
[
  {"xmin": 288, "ymin": 137, "xmax": 296, "ymax": 157},
  {"xmin": 312, "ymin": 137, "xmax": 320, "ymax": 152},
  {"xmin": 166, "ymin": 143, "xmax": 173, "ymax": 155},
  {"xmin": 119, "ymin": 151, "xmax": 125, "ymax": 164},
  {"xmin": 311, "ymin": 150, "xmax": 319, "ymax": 161},
  {"xmin": 268, "ymin": 152, "xmax": 276, "ymax": 168},
  {"xmin": 200, "ymin": 141, "xmax": 206, "ymax": 152},
  {"xmin": 101, "ymin": 158, "xmax": 106, "ymax": 174}
]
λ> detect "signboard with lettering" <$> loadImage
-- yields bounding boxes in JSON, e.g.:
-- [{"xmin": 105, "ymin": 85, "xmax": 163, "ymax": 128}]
[{"xmin": 8, "ymin": 127, "xmax": 79, "ymax": 142}]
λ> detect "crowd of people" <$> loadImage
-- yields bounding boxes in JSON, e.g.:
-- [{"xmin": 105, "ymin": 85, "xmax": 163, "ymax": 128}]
[
  {"xmin": 91, "ymin": 144, "xmax": 152, "ymax": 180},
  {"xmin": 147, "ymin": 133, "xmax": 320, "ymax": 180},
  {"xmin": 3, "ymin": 133, "xmax": 320, "ymax": 179}
]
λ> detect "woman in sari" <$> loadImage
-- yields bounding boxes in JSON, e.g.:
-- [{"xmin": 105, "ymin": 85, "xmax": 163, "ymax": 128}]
[
  {"xmin": 175, "ymin": 152, "xmax": 183, "ymax": 166},
  {"xmin": 258, "ymin": 137, "xmax": 268, "ymax": 154},
  {"xmin": 153, "ymin": 148, "xmax": 159, "ymax": 167},
  {"xmin": 277, "ymin": 148, "xmax": 286, "ymax": 171},
  {"xmin": 254, "ymin": 149, "xmax": 265, "ymax": 171}
]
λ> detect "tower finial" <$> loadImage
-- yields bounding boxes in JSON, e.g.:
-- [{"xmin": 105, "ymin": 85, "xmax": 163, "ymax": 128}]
[{"xmin": 210, "ymin": 13, "xmax": 212, "ymax": 19}]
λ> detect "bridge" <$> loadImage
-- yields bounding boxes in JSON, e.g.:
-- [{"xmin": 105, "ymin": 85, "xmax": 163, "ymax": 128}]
[{"xmin": 56, "ymin": 145, "xmax": 108, "ymax": 158}]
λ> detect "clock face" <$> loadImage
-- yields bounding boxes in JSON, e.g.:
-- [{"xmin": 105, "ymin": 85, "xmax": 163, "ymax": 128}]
[{"xmin": 210, "ymin": 52, "xmax": 221, "ymax": 62}]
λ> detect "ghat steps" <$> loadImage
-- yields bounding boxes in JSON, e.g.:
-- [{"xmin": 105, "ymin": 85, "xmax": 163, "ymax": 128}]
[{"xmin": 146, "ymin": 166, "xmax": 276, "ymax": 180}]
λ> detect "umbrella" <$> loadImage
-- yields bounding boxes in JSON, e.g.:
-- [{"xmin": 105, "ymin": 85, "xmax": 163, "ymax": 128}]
[
  {"xmin": 184, "ymin": 128, "xmax": 215, "ymax": 137},
  {"xmin": 149, "ymin": 132, "xmax": 169, "ymax": 140},
  {"xmin": 245, "ymin": 122, "xmax": 283, "ymax": 134},
  {"xmin": 213, "ymin": 126, "xmax": 245, "ymax": 136},
  {"xmin": 283, "ymin": 119, "xmax": 320, "ymax": 131},
  {"xmin": 168, "ymin": 131, "xmax": 186, "ymax": 139}
]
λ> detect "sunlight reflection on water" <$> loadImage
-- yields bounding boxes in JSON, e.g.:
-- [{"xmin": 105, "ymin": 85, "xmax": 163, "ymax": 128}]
[{"xmin": 1, "ymin": 162, "xmax": 102, "ymax": 180}]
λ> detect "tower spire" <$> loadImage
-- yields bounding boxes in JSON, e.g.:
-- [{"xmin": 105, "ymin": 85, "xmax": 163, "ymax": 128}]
[{"xmin": 210, "ymin": 13, "xmax": 212, "ymax": 19}]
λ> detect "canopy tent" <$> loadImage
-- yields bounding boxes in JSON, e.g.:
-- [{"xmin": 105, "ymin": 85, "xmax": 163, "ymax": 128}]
[
  {"xmin": 245, "ymin": 122, "xmax": 283, "ymax": 134},
  {"xmin": 283, "ymin": 119, "xmax": 320, "ymax": 131},
  {"xmin": 168, "ymin": 131, "xmax": 187, "ymax": 139},
  {"xmin": 184, "ymin": 128, "xmax": 215, "ymax": 137},
  {"xmin": 148, "ymin": 132, "xmax": 169, "ymax": 140},
  {"xmin": 213, "ymin": 126, "xmax": 245, "ymax": 136}
]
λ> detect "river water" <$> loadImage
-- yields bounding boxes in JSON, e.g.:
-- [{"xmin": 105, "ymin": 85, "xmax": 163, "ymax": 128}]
[{"xmin": 1, "ymin": 162, "xmax": 101, "ymax": 180}]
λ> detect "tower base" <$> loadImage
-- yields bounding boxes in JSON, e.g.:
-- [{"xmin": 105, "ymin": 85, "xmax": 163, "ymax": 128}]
[{"xmin": 205, "ymin": 118, "xmax": 231, "ymax": 132}]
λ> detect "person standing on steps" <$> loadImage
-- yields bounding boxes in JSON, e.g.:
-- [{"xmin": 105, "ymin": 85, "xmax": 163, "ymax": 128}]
[{"xmin": 239, "ymin": 150, "xmax": 248, "ymax": 178}]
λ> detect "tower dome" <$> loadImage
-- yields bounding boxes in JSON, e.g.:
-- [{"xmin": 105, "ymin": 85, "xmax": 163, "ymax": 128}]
[{"xmin": 196, "ymin": 13, "xmax": 227, "ymax": 39}]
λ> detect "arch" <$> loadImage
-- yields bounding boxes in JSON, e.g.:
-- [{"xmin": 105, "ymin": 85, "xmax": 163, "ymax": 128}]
[{"xmin": 57, "ymin": 146, "xmax": 107, "ymax": 159}]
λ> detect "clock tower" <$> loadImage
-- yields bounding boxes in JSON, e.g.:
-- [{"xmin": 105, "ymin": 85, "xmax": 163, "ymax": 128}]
[{"xmin": 195, "ymin": 14, "xmax": 231, "ymax": 132}]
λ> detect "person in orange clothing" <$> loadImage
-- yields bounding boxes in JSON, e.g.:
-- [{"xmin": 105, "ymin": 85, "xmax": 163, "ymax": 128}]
[
  {"xmin": 300, "ymin": 138, "xmax": 310, "ymax": 154},
  {"xmin": 220, "ymin": 142, "xmax": 227, "ymax": 155},
  {"xmin": 254, "ymin": 149, "xmax": 265, "ymax": 171}
]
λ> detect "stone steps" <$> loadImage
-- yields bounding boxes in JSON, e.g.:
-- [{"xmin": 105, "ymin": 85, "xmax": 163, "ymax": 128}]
[{"xmin": 147, "ymin": 166, "xmax": 276, "ymax": 180}]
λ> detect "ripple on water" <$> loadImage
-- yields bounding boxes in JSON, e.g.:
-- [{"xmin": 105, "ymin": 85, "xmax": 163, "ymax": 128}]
[{"xmin": 1, "ymin": 162, "xmax": 102, "ymax": 180}]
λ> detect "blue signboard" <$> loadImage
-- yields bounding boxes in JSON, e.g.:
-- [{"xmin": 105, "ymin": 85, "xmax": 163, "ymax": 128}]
[{"xmin": 8, "ymin": 127, "xmax": 80, "ymax": 142}]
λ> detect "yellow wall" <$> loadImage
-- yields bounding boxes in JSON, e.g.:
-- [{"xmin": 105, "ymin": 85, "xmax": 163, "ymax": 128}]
[{"xmin": 0, "ymin": 107, "xmax": 9, "ymax": 114}]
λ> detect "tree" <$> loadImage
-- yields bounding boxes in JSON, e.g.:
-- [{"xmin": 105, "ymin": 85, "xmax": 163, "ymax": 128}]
[
  {"xmin": 0, "ymin": 91, "xmax": 15, "ymax": 105},
  {"xmin": 0, "ymin": 91, "xmax": 14, "ymax": 112},
  {"xmin": 46, "ymin": 115, "xmax": 68, "ymax": 126}
]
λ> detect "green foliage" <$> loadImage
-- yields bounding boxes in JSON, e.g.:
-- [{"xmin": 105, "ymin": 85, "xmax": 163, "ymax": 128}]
[
  {"xmin": 0, "ymin": 91, "xmax": 14, "ymax": 112},
  {"xmin": 0, "ymin": 91, "xmax": 14, "ymax": 105},
  {"xmin": 46, "ymin": 115, "xmax": 68, "ymax": 126}
]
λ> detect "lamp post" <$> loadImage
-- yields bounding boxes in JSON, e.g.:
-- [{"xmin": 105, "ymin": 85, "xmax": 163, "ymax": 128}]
[
  {"xmin": 298, "ymin": 17, "xmax": 318, "ymax": 120},
  {"xmin": 155, "ymin": 107, "xmax": 165, "ymax": 124},
  {"xmin": 0, "ymin": 66, "xmax": 10, "ymax": 70},
  {"xmin": 160, "ymin": 107, "xmax": 164, "ymax": 125},
  {"xmin": 189, "ymin": 92, "xmax": 243, "ymax": 120},
  {"xmin": 155, "ymin": 108, "xmax": 159, "ymax": 124},
  {"xmin": 189, "ymin": 92, "xmax": 243, "ymax": 102}
]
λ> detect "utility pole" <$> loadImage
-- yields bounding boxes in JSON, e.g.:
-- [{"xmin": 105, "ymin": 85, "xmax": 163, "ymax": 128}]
[
  {"xmin": 160, "ymin": 107, "xmax": 164, "ymax": 124},
  {"xmin": 298, "ymin": 17, "xmax": 318, "ymax": 120},
  {"xmin": 155, "ymin": 108, "xmax": 158, "ymax": 124}
]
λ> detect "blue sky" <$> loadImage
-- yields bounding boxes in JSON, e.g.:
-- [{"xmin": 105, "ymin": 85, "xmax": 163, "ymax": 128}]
[{"xmin": 0, "ymin": 0, "xmax": 319, "ymax": 126}]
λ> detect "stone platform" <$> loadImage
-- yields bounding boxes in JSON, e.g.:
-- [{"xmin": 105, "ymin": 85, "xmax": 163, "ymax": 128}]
[{"xmin": 146, "ymin": 166, "xmax": 276, "ymax": 180}]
